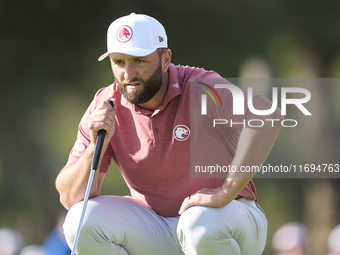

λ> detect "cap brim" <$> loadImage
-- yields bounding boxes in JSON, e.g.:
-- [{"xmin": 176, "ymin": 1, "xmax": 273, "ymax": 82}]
[
  {"xmin": 98, "ymin": 47, "xmax": 157, "ymax": 61},
  {"xmin": 98, "ymin": 52, "xmax": 110, "ymax": 61}
]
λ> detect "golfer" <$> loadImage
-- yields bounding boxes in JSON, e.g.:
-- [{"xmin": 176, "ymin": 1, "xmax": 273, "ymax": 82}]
[{"xmin": 56, "ymin": 13, "xmax": 282, "ymax": 255}]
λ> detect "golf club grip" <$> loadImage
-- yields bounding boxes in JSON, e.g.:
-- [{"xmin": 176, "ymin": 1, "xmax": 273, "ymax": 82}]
[{"xmin": 91, "ymin": 100, "xmax": 114, "ymax": 171}]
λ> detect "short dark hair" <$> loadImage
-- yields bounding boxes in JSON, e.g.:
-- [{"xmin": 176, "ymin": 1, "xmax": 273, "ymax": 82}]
[{"xmin": 157, "ymin": 48, "xmax": 168, "ymax": 57}]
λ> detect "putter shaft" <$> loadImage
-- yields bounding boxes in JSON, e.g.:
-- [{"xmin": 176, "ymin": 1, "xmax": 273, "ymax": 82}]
[{"xmin": 70, "ymin": 169, "xmax": 96, "ymax": 255}]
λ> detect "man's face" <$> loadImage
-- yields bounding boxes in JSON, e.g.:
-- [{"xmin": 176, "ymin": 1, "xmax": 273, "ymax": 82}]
[{"xmin": 109, "ymin": 51, "xmax": 163, "ymax": 104}]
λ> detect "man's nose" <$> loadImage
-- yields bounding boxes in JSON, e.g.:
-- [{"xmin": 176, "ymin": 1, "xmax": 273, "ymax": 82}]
[{"xmin": 123, "ymin": 64, "xmax": 137, "ymax": 81}]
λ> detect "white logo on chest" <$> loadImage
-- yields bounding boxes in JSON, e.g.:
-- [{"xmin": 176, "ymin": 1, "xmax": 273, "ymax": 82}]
[{"xmin": 173, "ymin": 125, "xmax": 190, "ymax": 141}]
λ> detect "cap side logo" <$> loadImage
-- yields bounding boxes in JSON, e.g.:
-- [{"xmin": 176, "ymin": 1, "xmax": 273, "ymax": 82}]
[
  {"xmin": 117, "ymin": 25, "xmax": 133, "ymax": 43},
  {"xmin": 173, "ymin": 125, "xmax": 190, "ymax": 141}
]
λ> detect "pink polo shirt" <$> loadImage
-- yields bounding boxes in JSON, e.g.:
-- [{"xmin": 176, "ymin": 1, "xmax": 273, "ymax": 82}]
[{"xmin": 67, "ymin": 63, "xmax": 257, "ymax": 217}]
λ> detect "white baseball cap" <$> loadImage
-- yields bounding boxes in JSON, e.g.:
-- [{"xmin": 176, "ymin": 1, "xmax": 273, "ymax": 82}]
[{"xmin": 98, "ymin": 13, "xmax": 168, "ymax": 61}]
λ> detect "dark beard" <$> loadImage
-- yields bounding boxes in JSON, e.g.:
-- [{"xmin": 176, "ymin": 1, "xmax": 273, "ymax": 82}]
[{"xmin": 116, "ymin": 63, "xmax": 163, "ymax": 104}]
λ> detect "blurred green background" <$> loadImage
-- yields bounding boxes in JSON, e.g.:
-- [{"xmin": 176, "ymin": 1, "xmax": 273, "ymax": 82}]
[{"xmin": 1, "ymin": 0, "xmax": 340, "ymax": 254}]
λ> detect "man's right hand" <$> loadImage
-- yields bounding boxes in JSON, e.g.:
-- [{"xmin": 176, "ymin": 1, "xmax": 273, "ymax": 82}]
[{"xmin": 88, "ymin": 99, "xmax": 117, "ymax": 150}]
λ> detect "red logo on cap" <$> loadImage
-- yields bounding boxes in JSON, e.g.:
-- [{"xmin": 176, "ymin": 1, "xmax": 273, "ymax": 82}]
[{"xmin": 117, "ymin": 25, "xmax": 133, "ymax": 43}]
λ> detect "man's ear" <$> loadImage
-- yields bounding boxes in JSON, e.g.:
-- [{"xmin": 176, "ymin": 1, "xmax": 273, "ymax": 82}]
[{"xmin": 162, "ymin": 49, "xmax": 172, "ymax": 72}]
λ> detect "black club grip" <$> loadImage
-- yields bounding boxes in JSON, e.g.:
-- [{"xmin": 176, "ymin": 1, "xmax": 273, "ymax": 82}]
[{"xmin": 91, "ymin": 100, "xmax": 114, "ymax": 171}]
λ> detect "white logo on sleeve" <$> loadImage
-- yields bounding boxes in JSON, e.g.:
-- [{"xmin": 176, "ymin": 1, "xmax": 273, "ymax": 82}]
[
  {"xmin": 173, "ymin": 125, "xmax": 190, "ymax": 141},
  {"xmin": 74, "ymin": 136, "xmax": 85, "ymax": 152}
]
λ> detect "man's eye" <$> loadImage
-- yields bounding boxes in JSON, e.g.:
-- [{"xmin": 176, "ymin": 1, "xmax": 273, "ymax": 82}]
[
  {"xmin": 115, "ymin": 60, "xmax": 124, "ymax": 65},
  {"xmin": 135, "ymin": 59, "xmax": 145, "ymax": 64}
]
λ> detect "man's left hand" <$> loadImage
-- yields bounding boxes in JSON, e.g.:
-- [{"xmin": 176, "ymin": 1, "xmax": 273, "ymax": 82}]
[{"xmin": 178, "ymin": 187, "xmax": 232, "ymax": 215}]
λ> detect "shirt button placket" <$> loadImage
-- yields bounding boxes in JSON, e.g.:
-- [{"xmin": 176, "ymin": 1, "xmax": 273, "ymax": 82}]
[{"xmin": 151, "ymin": 117, "xmax": 156, "ymax": 146}]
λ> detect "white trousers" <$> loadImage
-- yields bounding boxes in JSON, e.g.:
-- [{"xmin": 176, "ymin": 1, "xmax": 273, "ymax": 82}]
[{"xmin": 64, "ymin": 196, "xmax": 267, "ymax": 255}]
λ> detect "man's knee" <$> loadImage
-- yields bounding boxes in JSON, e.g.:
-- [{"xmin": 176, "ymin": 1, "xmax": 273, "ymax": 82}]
[
  {"xmin": 177, "ymin": 206, "xmax": 234, "ymax": 255},
  {"xmin": 63, "ymin": 196, "xmax": 123, "ymax": 251},
  {"xmin": 63, "ymin": 199, "xmax": 103, "ymax": 249},
  {"xmin": 177, "ymin": 200, "xmax": 267, "ymax": 255},
  {"xmin": 178, "ymin": 206, "xmax": 229, "ymax": 236},
  {"xmin": 63, "ymin": 201, "xmax": 84, "ymax": 249}
]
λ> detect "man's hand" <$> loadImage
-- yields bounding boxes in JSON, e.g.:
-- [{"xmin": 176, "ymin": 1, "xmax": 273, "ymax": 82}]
[
  {"xmin": 88, "ymin": 99, "xmax": 117, "ymax": 149},
  {"xmin": 178, "ymin": 187, "xmax": 232, "ymax": 215}
]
